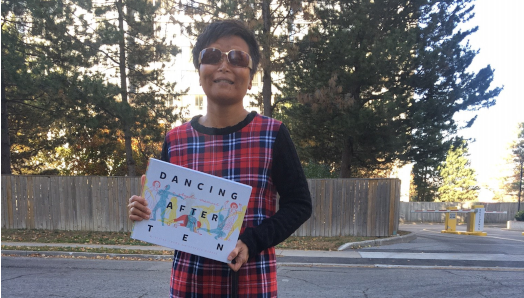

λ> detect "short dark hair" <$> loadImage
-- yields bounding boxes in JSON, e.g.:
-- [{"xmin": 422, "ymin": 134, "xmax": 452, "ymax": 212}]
[{"xmin": 192, "ymin": 19, "xmax": 260, "ymax": 77}]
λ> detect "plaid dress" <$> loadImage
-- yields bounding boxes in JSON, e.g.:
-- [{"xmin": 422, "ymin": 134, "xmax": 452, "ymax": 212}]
[{"xmin": 162, "ymin": 112, "xmax": 308, "ymax": 298}]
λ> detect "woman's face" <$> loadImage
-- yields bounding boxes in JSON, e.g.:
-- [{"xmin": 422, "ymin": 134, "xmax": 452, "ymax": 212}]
[{"xmin": 199, "ymin": 35, "xmax": 252, "ymax": 107}]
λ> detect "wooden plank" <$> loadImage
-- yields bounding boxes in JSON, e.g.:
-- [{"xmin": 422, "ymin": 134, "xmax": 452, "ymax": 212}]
[
  {"xmin": 67, "ymin": 177, "xmax": 75, "ymax": 230},
  {"xmin": 19, "ymin": 176, "xmax": 28, "ymax": 229},
  {"xmin": 362, "ymin": 180, "xmax": 370, "ymax": 236},
  {"xmin": 91, "ymin": 177, "xmax": 99, "ymax": 231},
  {"xmin": 124, "ymin": 177, "xmax": 132, "ymax": 232},
  {"xmin": 12, "ymin": 175, "xmax": 21, "ymax": 229},
  {"xmin": 353, "ymin": 180, "xmax": 362, "ymax": 236},
  {"xmin": 50, "ymin": 176, "xmax": 60, "ymax": 230},
  {"xmin": 1, "ymin": 176, "xmax": 8, "ymax": 228},
  {"xmin": 40, "ymin": 176, "xmax": 51, "ymax": 230},
  {"xmin": 395, "ymin": 180, "xmax": 400, "ymax": 232},
  {"xmin": 5, "ymin": 176, "xmax": 14, "ymax": 229},
  {"xmin": 341, "ymin": 179, "xmax": 350, "ymax": 236},
  {"xmin": 58, "ymin": 177, "xmax": 66, "ymax": 230},
  {"xmin": 349, "ymin": 180, "xmax": 356, "ymax": 236},
  {"xmin": 77, "ymin": 177, "xmax": 85, "ymax": 231},
  {"xmin": 337, "ymin": 180, "xmax": 344, "ymax": 236},
  {"xmin": 107, "ymin": 177, "xmax": 114, "ymax": 232},
  {"xmin": 26, "ymin": 176, "xmax": 35, "ymax": 229},
  {"xmin": 374, "ymin": 180, "xmax": 382, "ymax": 236},
  {"xmin": 375, "ymin": 180, "xmax": 383, "ymax": 236},
  {"xmin": 327, "ymin": 179, "xmax": 333, "ymax": 237},
  {"xmin": 88, "ymin": 177, "xmax": 96, "ymax": 231},
  {"xmin": 389, "ymin": 180, "xmax": 397, "ymax": 235},
  {"xmin": 308, "ymin": 180, "xmax": 315, "ymax": 236},
  {"xmin": 73, "ymin": 177, "xmax": 82, "ymax": 231},
  {"xmin": 314, "ymin": 179, "xmax": 322, "ymax": 237},
  {"xmin": 100, "ymin": 176, "xmax": 109, "ymax": 232},
  {"xmin": 34, "ymin": 177, "xmax": 45, "ymax": 230},
  {"xmin": 117, "ymin": 178, "xmax": 125, "ymax": 232},
  {"xmin": 320, "ymin": 180, "xmax": 327, "ymax": 236},
  {"xmin": 64, "ymin": 177, "xmax": 72, "ymax": 230},
  {"xmin": 367, "ymin": 180, "xmax": 376, "ymax": 236}
]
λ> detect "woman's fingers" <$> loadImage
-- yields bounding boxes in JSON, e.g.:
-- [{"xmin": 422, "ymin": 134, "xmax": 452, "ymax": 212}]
[{"xmin": 128, "ymin": 195, "xmax": 151, "ymax": 221}]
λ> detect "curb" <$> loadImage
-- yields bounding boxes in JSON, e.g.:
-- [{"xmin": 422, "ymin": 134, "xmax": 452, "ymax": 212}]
[
  {"xmin": 1, "ymin": 250, "xmax": 173, "ymax": 261},
  {"xmin": 337, "ymin": 232, "xmax": 417, "ymax": 251}
]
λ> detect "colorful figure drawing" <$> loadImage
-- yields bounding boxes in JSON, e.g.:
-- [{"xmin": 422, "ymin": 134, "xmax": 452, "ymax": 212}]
[
  {"xmin": 151, "ymin": 185, "xmax": 177, "ymax": 226},
  {"xmin": 165, "ymin": 194, "xmax": 186, "ymax": 226},
  {"xmin": 192, "ymin": 204, "xmax": 222, "ymax": 235},
  {"xmin": 143, "ymin": 180, "xmax": 161, "ymax": 206},
  {"xmin": 172, "ymin": 215, "xmax": 202, "ymax": 234},
  {"xmin": 224, "ymin": 205, "xmax": 246, "ymax": 240},
  {"xmin": 203, "ymin": 201, "xmax": 241, "ymax": 240}
]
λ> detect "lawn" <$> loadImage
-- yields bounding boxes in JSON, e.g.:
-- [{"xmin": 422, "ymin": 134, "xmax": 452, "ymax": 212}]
[{"xmin": 1, "ymin": 229, "xmax": 409, "ymax": 253}]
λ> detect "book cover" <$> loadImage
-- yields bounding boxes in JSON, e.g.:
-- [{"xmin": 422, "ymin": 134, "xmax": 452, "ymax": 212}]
[{"xmin": 131, "ymin": 158, "xmax": 253, "ymax": 263}]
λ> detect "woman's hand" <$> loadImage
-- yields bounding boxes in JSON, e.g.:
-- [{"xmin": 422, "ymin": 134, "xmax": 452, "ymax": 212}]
[
  {"xmin": 227, "ymin": 240, "xmax": 249, "ymax": 272},
  {"xmin": 127, "ymin": 175, "xmax": 151, "ymax": 221}
]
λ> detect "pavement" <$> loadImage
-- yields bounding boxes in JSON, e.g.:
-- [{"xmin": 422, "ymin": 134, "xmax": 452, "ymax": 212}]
[{"xmin": 2, "ymin": 223, "xmax": 524, "ymax": 270}]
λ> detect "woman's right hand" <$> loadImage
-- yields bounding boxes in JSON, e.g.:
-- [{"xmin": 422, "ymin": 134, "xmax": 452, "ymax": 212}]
[{"xmin": 127, "ymin": 175, "xmax": 151, "ymax": 221}]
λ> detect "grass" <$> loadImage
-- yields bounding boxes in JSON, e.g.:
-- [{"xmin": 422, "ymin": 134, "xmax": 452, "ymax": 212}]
[{"xmin": 1, "ymin": 229, "xmax": 410, "ymax": 254}]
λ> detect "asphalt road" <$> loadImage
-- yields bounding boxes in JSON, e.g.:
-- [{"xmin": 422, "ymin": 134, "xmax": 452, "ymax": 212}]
[
  {"xmin": 2, "ymin": 257, "xmax": 523, "ymax": 298},
  {"xmin": 2, "ymin": 223, "xmax": 524, "ymax": 297}
]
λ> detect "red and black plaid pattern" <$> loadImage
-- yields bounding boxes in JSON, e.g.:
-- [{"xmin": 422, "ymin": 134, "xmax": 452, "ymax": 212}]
[{"xmin": 165, "ymin": 114, "xmax": 281, "ymax": 298}]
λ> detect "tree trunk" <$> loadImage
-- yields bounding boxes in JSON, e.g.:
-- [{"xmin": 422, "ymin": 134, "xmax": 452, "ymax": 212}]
[
  {"xmin": 1, "ymin": 75, "xmax": 12, "ymax": 174},
  {"xmin": 261, "ymin": 0, "xmax": 272, "ymax": 117},
  {"xmin": 339, "ymin": 137, "xmax": 353, "ymax": 178},
  {"xmin": 117, "ymin": 0, "xmax": 136, "ymax": 176}
]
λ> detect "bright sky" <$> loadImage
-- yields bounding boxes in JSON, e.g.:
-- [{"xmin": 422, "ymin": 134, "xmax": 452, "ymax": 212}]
[{"xmin": 455, "ymin": 0, "xmax": 524, "ymax": 198}]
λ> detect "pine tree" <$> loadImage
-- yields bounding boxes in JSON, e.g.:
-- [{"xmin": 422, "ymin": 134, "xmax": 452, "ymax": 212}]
[
  {"xmin": 437, "ymin": 143, "xmax": 478, "ymax": 202},
  {"xmin": 1, "ymin": 0, "xmax": 184, "ymax": 175},
  {"xmin": 280, "ymin": 0, "xmax": 501, "ymax": 188}
]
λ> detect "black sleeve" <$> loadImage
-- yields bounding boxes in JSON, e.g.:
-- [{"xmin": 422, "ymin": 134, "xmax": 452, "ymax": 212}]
[
  {"xmin": 239, "ymin": 123, "xmax": 312, "ymax": 258},
  {"xmin": 160, "ymin": 138, "xmax": 169, "ymax": 162}
]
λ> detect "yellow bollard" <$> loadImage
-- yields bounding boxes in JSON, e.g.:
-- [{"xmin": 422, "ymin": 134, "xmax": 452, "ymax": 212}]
[{"xmin": 442, "ymin": 206, "xmax": 458, "ymax": 233}]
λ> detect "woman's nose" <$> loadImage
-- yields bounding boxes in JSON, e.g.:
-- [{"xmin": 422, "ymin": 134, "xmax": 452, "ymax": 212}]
[{"xmin": 217, "ymin": 54, "xmax": 231, "ymax": 72}]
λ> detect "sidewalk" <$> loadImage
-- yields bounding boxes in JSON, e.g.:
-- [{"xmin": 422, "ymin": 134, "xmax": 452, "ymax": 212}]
[{"xmin": 1, "ymin": 232, "xmax": 417, "ymax": 260}]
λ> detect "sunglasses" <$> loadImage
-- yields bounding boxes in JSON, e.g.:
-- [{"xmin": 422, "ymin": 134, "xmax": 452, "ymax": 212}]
[{"xmin": 198, "ymin": 48, "xmax": 253, "ymax": 69}]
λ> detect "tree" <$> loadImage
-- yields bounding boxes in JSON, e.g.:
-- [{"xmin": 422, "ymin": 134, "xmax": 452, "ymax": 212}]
[
  {"xmin": 84, "ymin": 0, "xmax": 183, "ymax": 176},
  {"xmin": 1, "ymin": 0, "xmax": 183, "ymax": 176},
  {"xmin": 506, "ymin": 123, "xmax": 524, "ymax": 211},
  {"xmin": 1, "ymin": 0, "xmax": 110, "ymax": 174},
  {"xmin": 280, "ymin": 0, "xmax": 501, "ymax": 193},
  {"xmin": 437, "ymin": 142, "xmax": 478, "ymax": 202}
]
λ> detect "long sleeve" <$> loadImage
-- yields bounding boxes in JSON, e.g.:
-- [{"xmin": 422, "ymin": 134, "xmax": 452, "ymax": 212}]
[{"xmin": 239, "ymin": 124, "xmax": 312, "ymax": 258}]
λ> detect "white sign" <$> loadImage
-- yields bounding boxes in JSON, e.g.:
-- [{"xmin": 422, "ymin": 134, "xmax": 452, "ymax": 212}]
[
  {"xmin": 131, "ymin": 158, "xmax": 252, "ymax": 263},
  {"xmin": 474, "ymin": 208, "xmax": 485, "ymax": 232}
]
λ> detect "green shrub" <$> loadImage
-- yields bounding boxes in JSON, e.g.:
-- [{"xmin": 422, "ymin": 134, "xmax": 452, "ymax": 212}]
[{"xmin": 515, "ymin": 210, "xmax": 524, "ymax": 221}]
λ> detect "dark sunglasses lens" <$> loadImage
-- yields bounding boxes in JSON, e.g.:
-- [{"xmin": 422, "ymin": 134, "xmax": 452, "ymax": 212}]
[
  {"xmin": 228, "ymin": 50, "xmax": 250, "ymax": 68},
  {"xmin": 201, "ymin": 48, "xmax": 222, "ymax": 64}
]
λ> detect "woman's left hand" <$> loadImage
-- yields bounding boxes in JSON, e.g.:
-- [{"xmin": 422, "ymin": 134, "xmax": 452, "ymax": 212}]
[{"xmin": 227, "ymin": 240, "xmax": 249, "ymax": 272}]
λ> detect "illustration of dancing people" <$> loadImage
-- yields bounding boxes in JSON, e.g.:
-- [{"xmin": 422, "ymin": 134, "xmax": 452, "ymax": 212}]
[
  {"xmin": 204, "ymin": 201, "xmax": 242, "ymax": 240},
  {"xmin": 172, "ymin": 214, "xmax": 202, "ymax": 234},
  {"xmin": 151, "ymin": 185, "xmax": 178, "ymax": 226}
]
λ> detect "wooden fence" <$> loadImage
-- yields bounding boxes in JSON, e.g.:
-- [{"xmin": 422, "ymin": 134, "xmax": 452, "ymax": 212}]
[
  {"xmin": 1, "ymin": 175, "xmax": 401, "ymax": 237},
  {"xmin": 400, "ymin": 201, "xmax": 519, "ymax": 223}
]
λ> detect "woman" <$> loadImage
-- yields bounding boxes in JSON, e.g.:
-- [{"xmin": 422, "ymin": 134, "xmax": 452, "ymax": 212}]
[{"xmin": 128, "ymin": 19, "xmax": 312, "ymax": 297}]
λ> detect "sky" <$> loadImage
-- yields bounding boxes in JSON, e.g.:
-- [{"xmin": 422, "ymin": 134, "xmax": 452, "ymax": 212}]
[{"xmin": 455, "ymin": 0, "xmax": 524, "ymax": 199}]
